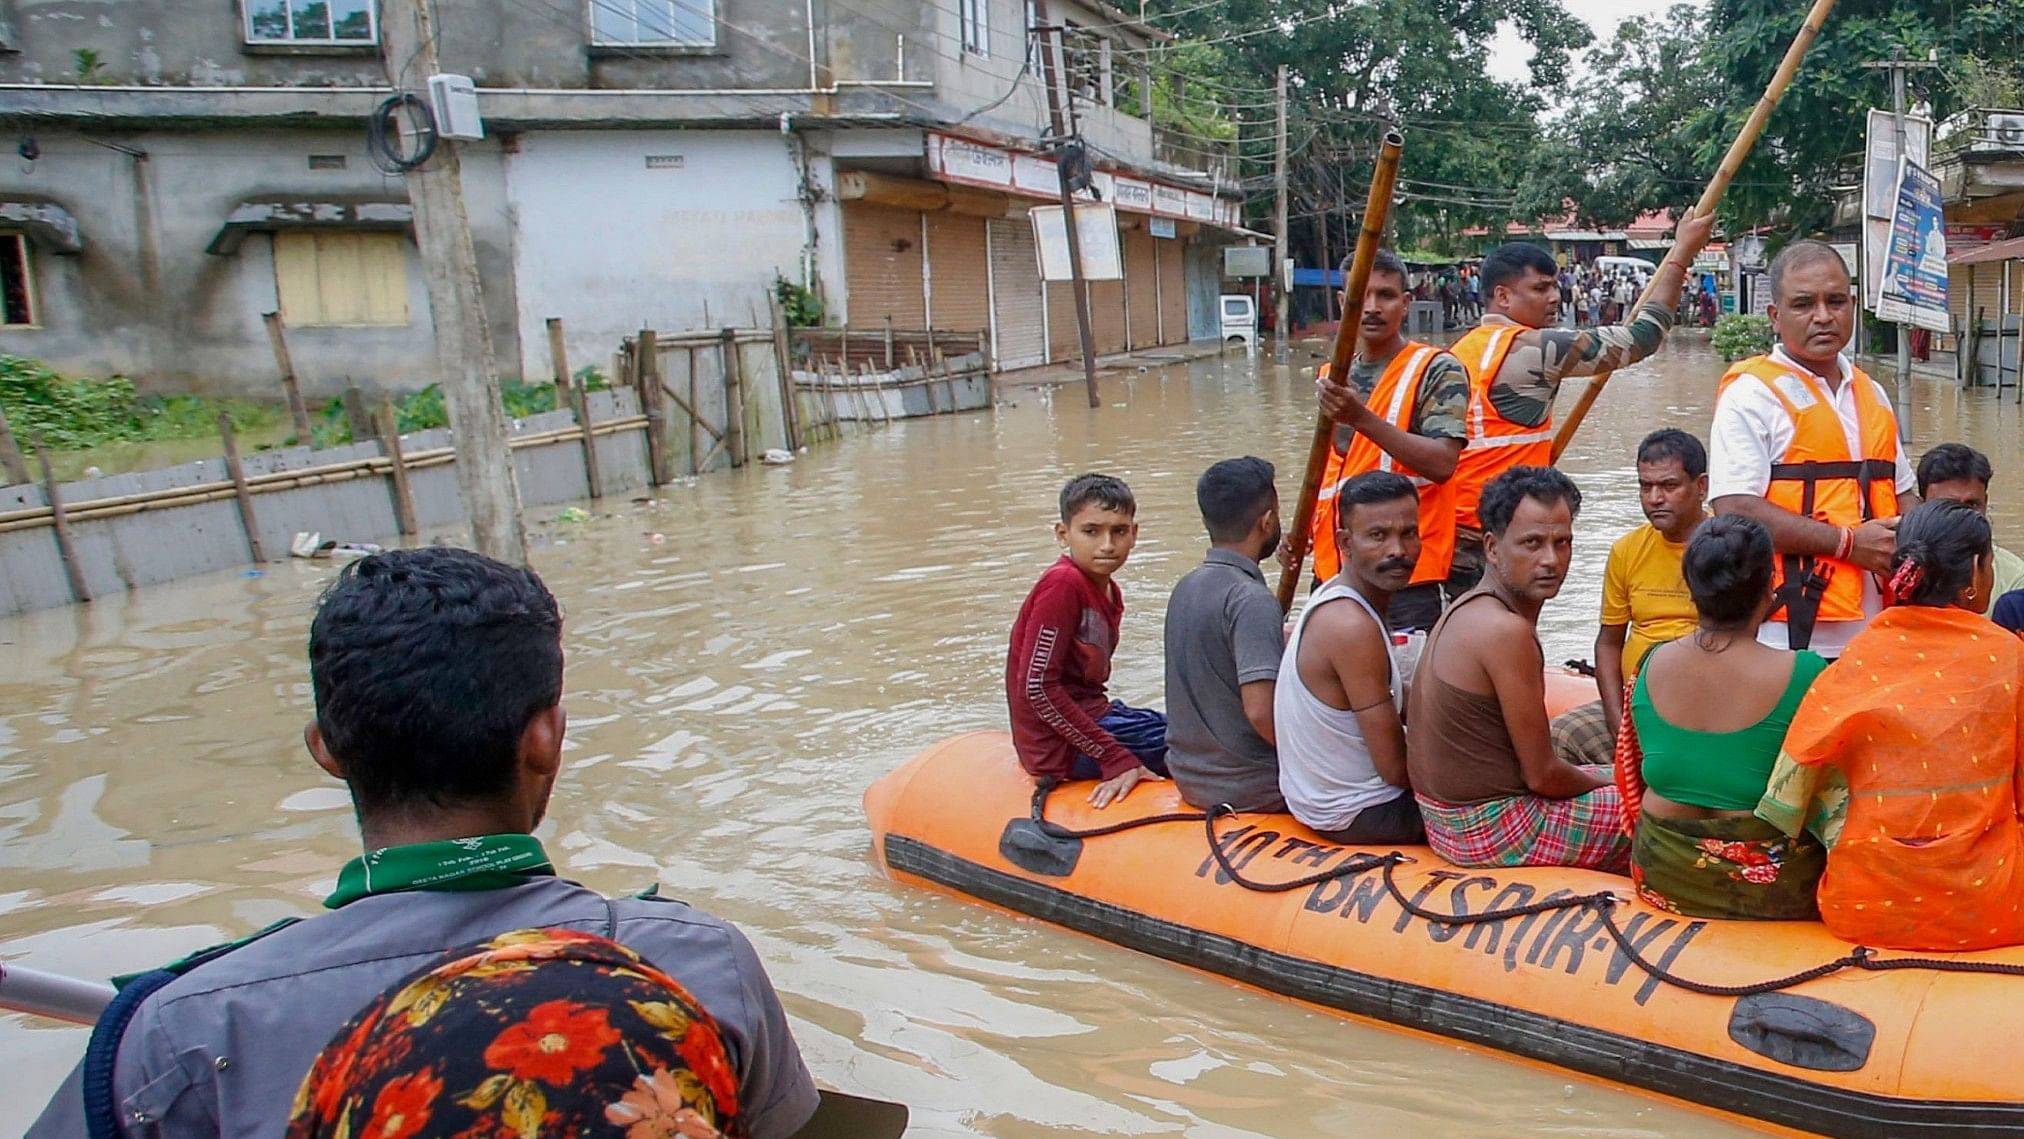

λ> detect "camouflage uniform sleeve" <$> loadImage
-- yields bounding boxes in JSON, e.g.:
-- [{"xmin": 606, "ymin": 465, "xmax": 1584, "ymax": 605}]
[
  {"xmin": 1488, "ymin": 302, "xmax": 1676, "ymax": 427},
  {"xmin": 1409, "ymin": 352, "xmax": 1469, "ymax": 441}
]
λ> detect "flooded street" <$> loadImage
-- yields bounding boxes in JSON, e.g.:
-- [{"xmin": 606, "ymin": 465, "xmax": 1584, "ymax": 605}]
[{"xmin": 2, "ymin": 337, "xmax": 2018, "ymax": 1138}]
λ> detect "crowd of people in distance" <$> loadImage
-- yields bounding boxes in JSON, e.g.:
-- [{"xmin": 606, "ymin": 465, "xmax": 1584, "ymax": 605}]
[{"xmin": 1004, "ymin": 234, "xmax": 2024, "ymax": 954}]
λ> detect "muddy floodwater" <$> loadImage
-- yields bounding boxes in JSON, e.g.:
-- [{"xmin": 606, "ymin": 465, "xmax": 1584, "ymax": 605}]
[{"xmin": 3, "ymin": 337, "xmax": 2019, "ymax": 1137}]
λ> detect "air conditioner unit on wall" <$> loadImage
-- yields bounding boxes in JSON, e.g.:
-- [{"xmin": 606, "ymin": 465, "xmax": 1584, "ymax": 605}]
[{"xmin": 1984, "ymin": 112, "xmax": 2024, "ymax": 153}]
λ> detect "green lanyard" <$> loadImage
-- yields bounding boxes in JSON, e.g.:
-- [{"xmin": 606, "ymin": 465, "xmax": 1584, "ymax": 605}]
[{"xmin": 324, "ymin": 834, "xmax": 554, "ymax": 909}]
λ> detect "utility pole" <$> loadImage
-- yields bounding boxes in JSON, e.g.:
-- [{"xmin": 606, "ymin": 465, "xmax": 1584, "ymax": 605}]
[
  {"xmin": 1863, "ymin": 50, "xmax": 1938, "ymax": 444},
  {"xmin": 1272, "ymin": 63, "xmax": 1291, "ymax": 363},
  {"xmin": 1035, "ymin": 6, "xmax": 1101, "ymax": 408},
  {"xmin": 378, "ymin": 0, "xmax": 528, "ymax": 562}
]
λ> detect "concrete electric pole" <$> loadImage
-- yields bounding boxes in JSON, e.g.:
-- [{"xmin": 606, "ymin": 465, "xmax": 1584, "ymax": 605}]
[
  {"xmin": 378, "ymin": 0, "xmax": 528, "ymax": 562},
  {"xmin": 1272, "ymin": 63, "xmax": 1291, "ymax": 363},
  {"xmin": 1035, "ymin": 7, "xmax": 1102, "ymax": 408}
]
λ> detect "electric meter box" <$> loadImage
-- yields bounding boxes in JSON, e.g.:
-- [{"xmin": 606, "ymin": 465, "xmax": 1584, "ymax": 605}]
[{"xmin": 427, "ymin": 74, "xmax": 484, "ymax": 140}]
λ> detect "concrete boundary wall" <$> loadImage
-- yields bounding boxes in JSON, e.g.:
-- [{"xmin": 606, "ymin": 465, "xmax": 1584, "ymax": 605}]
[{"xmin": 0, "ymin": 389, "xmax": 648, "ymax": 617}]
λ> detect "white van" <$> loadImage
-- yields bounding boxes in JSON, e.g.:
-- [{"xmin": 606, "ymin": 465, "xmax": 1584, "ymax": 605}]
[{"xmin": 1595, "ymin": 255, "xmax": 1656, "ymax": 279}]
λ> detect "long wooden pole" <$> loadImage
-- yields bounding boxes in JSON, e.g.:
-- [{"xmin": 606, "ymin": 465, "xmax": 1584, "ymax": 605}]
[
  {"xmin": 262, "ymin": 311, "xmax": 313, "ymax": 443},
  {"xmin": 217, "ymin": 412, "xmax": 266, "ymax": 562},
  {"xmin": 33, "ymin": 435, "xmax": 90, "ymax": 603},
  {"xmin": 1275, "ymin": 131, "xmax": 1405, "ymax": 613},
  {"xmin": 1549, "ymin": 0, "xmax": 1838, "ymax": 462}
]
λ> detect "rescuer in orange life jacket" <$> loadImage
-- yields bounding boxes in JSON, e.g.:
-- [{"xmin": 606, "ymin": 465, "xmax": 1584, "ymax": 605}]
[
  {"xmin": 1706, "ymin": 240, "xmax": 1918, "ymax": 657},
  {"xmin": 1309, "ymin": 248, "xmax": 1472, "ymax": 633},
  {"xmin": 1433, "ymin": 213, "xmax": 1717, "ymax": 601}
]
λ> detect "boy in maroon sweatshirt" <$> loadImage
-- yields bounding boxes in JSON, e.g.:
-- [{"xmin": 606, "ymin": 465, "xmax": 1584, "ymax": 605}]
[{"xmin": 1006, "ymin": 473, "xmax": 1168, "ymax": 808}]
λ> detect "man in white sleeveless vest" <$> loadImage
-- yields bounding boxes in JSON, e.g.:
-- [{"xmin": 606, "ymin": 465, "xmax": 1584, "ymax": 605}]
[{"xmin": 1276, "ymin": 471, "xmax": 1426, "ymax": 844}]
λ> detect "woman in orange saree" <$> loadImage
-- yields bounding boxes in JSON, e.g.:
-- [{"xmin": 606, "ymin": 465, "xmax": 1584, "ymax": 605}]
[{"xmin": 1759, "ymin": 500, "xmax": 2022, "ymax": 951}]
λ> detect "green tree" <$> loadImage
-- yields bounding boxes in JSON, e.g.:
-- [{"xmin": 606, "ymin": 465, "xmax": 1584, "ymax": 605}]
[{"xmin": 1549, "ymin": 3, "xmax": 1718, "ymax": 226}]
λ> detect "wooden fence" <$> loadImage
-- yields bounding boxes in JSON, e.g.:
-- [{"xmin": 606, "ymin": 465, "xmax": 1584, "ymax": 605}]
[{"xmin": 0, "ymin": 389, "xmax": 649, "ymax": 617}]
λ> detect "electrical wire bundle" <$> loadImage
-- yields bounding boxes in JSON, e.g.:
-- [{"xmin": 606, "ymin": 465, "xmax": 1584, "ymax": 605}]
[{"xmin": 366, "ymin": 91, "xmax": 438, "ymax": 174}]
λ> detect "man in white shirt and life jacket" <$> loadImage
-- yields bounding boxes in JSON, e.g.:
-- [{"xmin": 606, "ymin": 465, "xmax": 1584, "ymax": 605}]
[
  {"xmin": 1312, "ymin": 248, "xmax": 1471, "ymax": 632},
  {"xmin": 1708, "ymin": 240, "xmax": 1918, "ymax": 657},
  {"xmin": 1447, "ymin": 213, "xmax": 1717, "ymax": 597}
]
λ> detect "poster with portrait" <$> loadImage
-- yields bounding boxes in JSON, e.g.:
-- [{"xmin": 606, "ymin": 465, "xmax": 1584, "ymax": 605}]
[{"xmin": 1873, "ymin": 158, "xmax": 1950, "ymax": 333}]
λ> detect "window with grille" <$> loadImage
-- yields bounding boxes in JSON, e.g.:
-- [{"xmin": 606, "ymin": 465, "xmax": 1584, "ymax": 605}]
[
  {"xmin": 273, "ymin": 232, "xmax": 410, "ymax": 327},
  {"xmin": 591, "ymin": 0, "xmax": 717, "ymax": 46},
  {"xmin": 243, "ymin": 0, "xmax": 375, "ymax": 44},
  {"xmin": 959, "ymin": 0, "xmax": 987, "ymax": 56},
  {"xmin": 1, "ymin": 234, "xmax": 34, "ymax": 327}
]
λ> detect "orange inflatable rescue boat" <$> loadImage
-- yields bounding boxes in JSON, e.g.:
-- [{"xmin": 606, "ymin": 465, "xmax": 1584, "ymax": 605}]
[{"xmin": 865, "ymin": 674, "xmax": 2024, "ymax": 1137}]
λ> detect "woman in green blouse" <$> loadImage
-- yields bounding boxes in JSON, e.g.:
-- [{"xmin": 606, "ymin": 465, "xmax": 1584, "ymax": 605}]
[{"xmin": 1626, "ymin": 515, "xmax": 1828, "ymax": 919}]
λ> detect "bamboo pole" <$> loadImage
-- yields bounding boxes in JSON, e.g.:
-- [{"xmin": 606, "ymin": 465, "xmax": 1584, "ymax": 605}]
[
  {"xmin": 378, "ymin": 398, "xmax": 419, "ymax": 535},
  {"xmin": 1275, "ymin": 130, "xmax": 1405, "ymax": 613},
  {"xmin": 546, "ymin": 317, "xmax": 571, "ymax": 407},
  {"xmin": 637, "ymin": 329, "xmax": 670, "ymax": 485},
  {"xmin": 0, "ymin": 418, "xmax": 646, "ymax": 534},
  {"xmin": 768, "ymin": 297, "xmax": 803, "ymax": 450},
  {"xmin": 721, "ymin": 328, "xmax": 746, "ymax": 467},
  {"xmin": 263, "ymin": 311, "xmax": 313, "ymax": 442},
  {"xmin": 0, "ymin": 406, "xmax": 29, "ymax": 486},
  {"xmin": 571, "ymin": 378, "xmax": 603, "ymax": 499},
  {"xmin": 217, "ymin": 412, "xmax": 266, "ymax": 562},
  {"xmin": 32, "ymin": 435, "xmax": 90, "ymax": 603},
  {"xmin": 1549, "ymin": 0, "xmax": 1839, "ymax": 462}
]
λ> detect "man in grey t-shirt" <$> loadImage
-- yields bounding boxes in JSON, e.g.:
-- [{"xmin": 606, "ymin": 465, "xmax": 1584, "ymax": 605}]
[{"xmin": 1164, "ymin": 457, "xmax": 1288, "ymax": 812}]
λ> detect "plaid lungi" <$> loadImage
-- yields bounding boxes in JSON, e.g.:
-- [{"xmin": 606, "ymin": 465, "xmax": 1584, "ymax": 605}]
[
  {"xmin": 1550, "ymin": 700, "xmax": 1616, "ymax": 768},
  {"xmin": 1417, "ymin": 776, "xmax": 1632, "ymax": 873}
]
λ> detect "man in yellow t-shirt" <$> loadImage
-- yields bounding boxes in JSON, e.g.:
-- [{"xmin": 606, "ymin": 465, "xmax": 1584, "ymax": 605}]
[{"xmin": 1594, "ymin": 428, "xmax": 1709, "ymax": 742}]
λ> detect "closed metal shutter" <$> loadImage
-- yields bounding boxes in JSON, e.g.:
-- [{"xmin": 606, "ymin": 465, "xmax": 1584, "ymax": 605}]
[
  {"xmin": 927, "ymin": 212, "xmax": 990, "ymax": 337},
  {"xmin": 1047, "ymin": 278, "xmax": 1080, "ymax": 362},
  {"xmin": 988, "ymin": 219, "xmax": 1045, "ymax": 370},
  {"xmin": 1125, "ymin": 227, "xmax": 1159, "ymax": 348},
  {"xmin": 1158, "ymin": 236, "xmax": 1188, "ymax": 344},
  {"xmin": 844, "ymin": 201, "xmax": 926, "ymax": 327},
  {"xmin": 1091, "ymin": 277, "xmax": 1127, "ymax": 355},
  {"xmin": 1951, "ymin": 260, "xmax": 2008, "ymax": 340}
]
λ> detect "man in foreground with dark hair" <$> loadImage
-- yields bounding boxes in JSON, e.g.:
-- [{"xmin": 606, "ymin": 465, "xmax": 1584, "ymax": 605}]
[
  {"xmin": 1916, "ymin": 442, "xmax": 2024, "ymax": 602},
  {"xmin": 1312, "ymin": 248, "xmax": 1470, "ymax": 632},
  {"xmin": 1446, "ymin": 213, "xmax": 1714, "ymax": 597},
  {"xmin": 1164, "ymin": 457, "xmax": 1287, "ymax": 813},
  {"xmin": 28, "ymin": 547, "xmax": 820, "ymax": 1138},
  {"xmin": 1406, "ymin": 467, "xmax": 1630, "ymax": 872}
]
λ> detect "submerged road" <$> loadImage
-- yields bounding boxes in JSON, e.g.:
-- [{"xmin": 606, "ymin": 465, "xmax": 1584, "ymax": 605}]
[{"xmin": 0, "ymin": 336, "xmax": 2017, "ymax": 1137}]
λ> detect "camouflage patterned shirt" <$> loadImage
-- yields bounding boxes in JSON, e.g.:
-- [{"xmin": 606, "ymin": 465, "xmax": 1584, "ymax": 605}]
[
  {"xmin": 1480, "ymin": 304, "xmax": 1676, "ymax": 427},
  {"xmin": 1331, "ymin": 342, "xmax": 1470, "ymax": 454}
]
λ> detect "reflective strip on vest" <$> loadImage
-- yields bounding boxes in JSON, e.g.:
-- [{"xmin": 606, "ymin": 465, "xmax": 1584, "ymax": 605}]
[{"xmin": 1374, "ymin": 346, "xmax": 1435, "ymax": 476}]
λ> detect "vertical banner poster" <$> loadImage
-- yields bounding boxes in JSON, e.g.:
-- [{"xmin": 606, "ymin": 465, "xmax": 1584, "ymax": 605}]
[
  {"xmin": 1861, "ymin": 109, "xmax": 1932, "ymax": 309},
  {"xmin": 1874, "ymin": 159, "xmax": 1951, "ymax": 333}
]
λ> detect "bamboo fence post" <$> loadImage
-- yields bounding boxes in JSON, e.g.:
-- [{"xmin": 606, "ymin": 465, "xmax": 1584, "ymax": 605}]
[
  {"xmin": 377, "ymin": 398, "xmax": 418, "ymax": 536},
  {"xmin": 263, "ymin": 311, "xmax": 313, "ymax": 443},
  {"xmin": 767, "ymin": 296, "xmax": 803, "ymax": 450},
  {"xmin": 1276, "ymin": 130, "xmax": 1405, "ymax": 613},
  {"xmin": 546, "ymin": 317, "xmax": 571, "ymax": 407},
  {"xmin": 637, "ymin": 330, "xmax": 670, "ymax": 485},
  {"xmin": 571, "ymin": 377, "xmax": 603, "ymax": 499},
  {"xmin": 1549, "ymin": 0, "xmax": 1839, "ymax": 462},
  {"xmin": 883, "ymin": 317, "xmax": 895, "ymax": 368},
  {"xmin": 721, "ymin": 329, "xmax": 747, "ymax": 467},
  {"xmin": 0, "ymin": 405, "xmax": 29, "ymax": 485},
  {"xmin": 32, "ymin": 435, "xmax": 89, "ymax": 603},
  {"xmin": 216, "ymin": 412, "xmax": 266, "ymax": 562},
  {"xmin": 687, "ymin": 344, "xmax": 701, "ymax": 475}
]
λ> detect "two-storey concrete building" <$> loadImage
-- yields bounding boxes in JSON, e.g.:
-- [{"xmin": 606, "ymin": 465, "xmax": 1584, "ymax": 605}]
[{"xmin": 0, "ymin": 0, "xmax": 1248, "ymax": 396}]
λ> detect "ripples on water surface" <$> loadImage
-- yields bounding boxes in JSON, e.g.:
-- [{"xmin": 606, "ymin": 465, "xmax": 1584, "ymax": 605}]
[{"xmin": 2, "ymin": 339, "xmax": 2018, "ymax": 1137}]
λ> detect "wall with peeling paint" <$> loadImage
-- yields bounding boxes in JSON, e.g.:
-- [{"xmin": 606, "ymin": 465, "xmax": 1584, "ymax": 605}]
[{"xmin": 0, "ymin": 130, "xmax": 521, "ymax": 398}]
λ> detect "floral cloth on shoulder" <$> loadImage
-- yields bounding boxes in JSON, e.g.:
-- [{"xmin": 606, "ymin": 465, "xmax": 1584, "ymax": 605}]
[{"xmin": 287, "ymin": 927, "xmax": 740, "ymax": 1139}]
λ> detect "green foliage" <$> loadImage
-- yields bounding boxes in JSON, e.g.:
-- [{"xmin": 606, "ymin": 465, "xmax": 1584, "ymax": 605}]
[
  {"xmin": 1712, "ymin": 313, "xmax": 1775, "ymax": 361},
  {"xmin": 0, "ymin": 354, "xmax": 274, "ymax": 451},
  {"xmin": 773, "ymin": 275, "xmax": 824, "ymax": 327},
  {"xmin": 71, "ymin": 48, "xmax": 106, "ymax": 84},
  {"xmin": 309, "ymin": 376, "xmax": 609, "ymax": 449}
]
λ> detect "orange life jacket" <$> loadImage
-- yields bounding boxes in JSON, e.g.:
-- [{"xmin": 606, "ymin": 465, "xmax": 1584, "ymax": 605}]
[
  {"xmin": 1310, "ymin": 343, "xmax": 1458, "ymax": 586},
  {"xmin": 1450, "ymin": 323, "xmax": 1553, "ymax": 531},
  {"xmin": 1716, "ymin": 354, "xmax": 1900, "ymax": 641}
]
